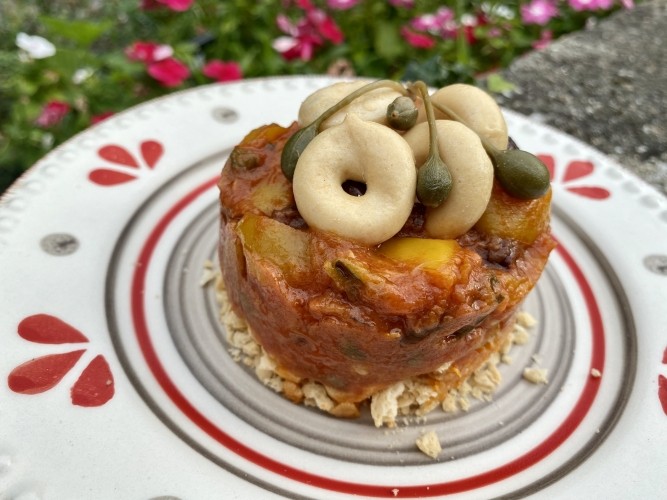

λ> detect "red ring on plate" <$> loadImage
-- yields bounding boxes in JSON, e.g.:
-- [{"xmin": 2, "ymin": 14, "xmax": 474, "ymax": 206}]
[{"xmin": 131, "ymin": 177, "xmax": 605, "ymax": 497}]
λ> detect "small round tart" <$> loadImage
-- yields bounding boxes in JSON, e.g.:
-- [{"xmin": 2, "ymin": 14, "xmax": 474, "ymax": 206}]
[{"xmin": 218, "ymin": 118, "xmax": 555, "ymax": 405}]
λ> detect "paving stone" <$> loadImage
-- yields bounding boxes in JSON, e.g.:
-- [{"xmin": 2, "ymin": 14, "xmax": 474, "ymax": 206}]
[{"xmin": 496, "ymin": 0, "xmax": 667, "ymax": 195}]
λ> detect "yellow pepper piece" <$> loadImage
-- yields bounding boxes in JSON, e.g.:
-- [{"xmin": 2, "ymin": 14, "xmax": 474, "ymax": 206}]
[
  {"xmin": 237, "ymin": 213, "xmax": 310, "ymax": 279},
  {"xmin": 377, "ymin": 237, "xmax": 460, "ymax": 270}
]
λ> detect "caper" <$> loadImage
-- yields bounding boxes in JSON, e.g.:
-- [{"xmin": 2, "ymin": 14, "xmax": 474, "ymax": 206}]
[
  {"xmin": 409, "ymin": 80, "xmax": 453, "ymax": 207},
  {"xmin": 230, "ymin": 147, "xmax": 264, "ymax": 170},
  {"xmin": 492, "ymin": 149, "xmax": 551, "ymax": 199},
  {"xmin": 386, "ymin": 96, "xmax": 418, "ymax": 131},
  {"xmin": 416, "ymin": 155, "xmax": 452, "ymax": 207},
  {"xmin": 280, "ymin": 124, "xmax": 318, "ymax": 181}
]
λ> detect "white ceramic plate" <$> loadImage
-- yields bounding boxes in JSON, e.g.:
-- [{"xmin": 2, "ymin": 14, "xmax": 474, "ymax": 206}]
[{"xmin": 1, "ymin": 76, "xmax": 666, "ymax": 499}]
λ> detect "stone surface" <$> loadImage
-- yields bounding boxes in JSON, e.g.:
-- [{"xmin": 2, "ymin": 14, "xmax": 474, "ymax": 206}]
[{"xmin": 497, "ymin": 0, "xmax": 667, "ymax": 196}]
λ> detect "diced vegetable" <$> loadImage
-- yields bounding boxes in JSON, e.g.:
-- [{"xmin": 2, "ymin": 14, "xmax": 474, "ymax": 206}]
[{"xmin": 378, "ymin": 237, "xmax": 460, "ymax": 270}]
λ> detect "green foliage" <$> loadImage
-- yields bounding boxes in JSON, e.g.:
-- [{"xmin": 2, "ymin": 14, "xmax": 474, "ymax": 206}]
[{"xmin": 0, "ymin": 0, "xmax": 633, "ymax": 193}]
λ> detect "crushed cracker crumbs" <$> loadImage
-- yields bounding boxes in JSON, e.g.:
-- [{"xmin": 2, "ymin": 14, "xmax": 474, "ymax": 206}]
[
  {"xmin": 523, "ymin": 366, "xmax": 549, "ymax": 385},
  {"xmin": 209, "ymin": 266, "xmax": 541, "ymax": 427},
  {"xmin": 415, "ymin": 431, "xmax": 442, "ymax": 459}
]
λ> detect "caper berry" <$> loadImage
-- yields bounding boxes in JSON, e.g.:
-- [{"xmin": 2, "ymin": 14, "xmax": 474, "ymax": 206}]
[
  {"xmin": 493, "ymin": 149, "xmax": 551, "ymax": 199},
  {"xmin": 409, "ymin": 81, "xmax": 453, "ymax": 207},
  {"xmin": 387, "ymin": 96, "xmax": 418, "ymax": 131},
  {"xmin": 416, "ymin": 155, "xmax": 453, "ymax": 207},
  {"xmin": 280, "ymin": 125, "xmax": 318, "ymax": 181}
]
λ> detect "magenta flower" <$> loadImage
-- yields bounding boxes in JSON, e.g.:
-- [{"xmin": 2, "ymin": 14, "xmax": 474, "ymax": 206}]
[
  {"xmin": 35, "ymin": 101, "xmax": 70, "ymax": 128},
  {"xmin": 327, "ymin": 0, "xmax": 360, "ymax": 9},
  {"xmin": 568, "ymin": 0, "xmax": 612, "ymax": 11},
  {"xmin": 125, "ymin": 41, "xmax": 173, "ymax": 64},
  {"xmin": 307, "ymin": 9, "xmax": 344, "ymax": 44},
  {"xmin": 410, "ymin": 7, "xmax": 457, "ymax": 39},
  {"xmin": 141, "ymin": 0, "xmax": 194, "ymax": 11},
  {"xmin": 521, "ymin": 0, "xmax": 559, "ymax": 26},
  {"xmin": 400, "ymin": 26, "xmax": 436, "ymax": 49},
  {"xmin": 147, "ymin": 58, "xmax": 190, "ymax": 87},
  {"xmin": 203, "ymin": 60, "xmax": 243, "ymax": 82},
  {"xmin": 273, "ymin": 7, "xmax": 343, "ymax": 61}
]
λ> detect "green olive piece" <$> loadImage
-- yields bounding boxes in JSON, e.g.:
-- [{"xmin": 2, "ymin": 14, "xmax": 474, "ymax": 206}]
[
  {"xmin": 387, "ymin": 96, "xmax": 418, "ymax": 131},
  {"xmin": 492, "ymin": 149, "xmax": 551, "ymax": 199},
  {"xmin": 280, "ymin": 124, "xmax": 318, "ymax": 181},
  {"xmin": 417, "ymin": 154, "xmax": 453, "ymax": 207}
]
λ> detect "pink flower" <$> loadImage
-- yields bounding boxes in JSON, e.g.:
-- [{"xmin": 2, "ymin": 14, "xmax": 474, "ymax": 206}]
[
  {"xmin": 125, "ymin": 41, "xmax": 173, "ymax": 64},
  {"xmin": 400, "ymin": 26, "xmax": 436, "ymax": 49},
  {"xmin": 532, "ymin": 29, "xmax": 553, "ymax": 50},
  {"xmin": 389, "ymin": 0, "xmax": 415, "ymax": 7},
  {"xmin": 327, "ymin": 0, "xmax": 359, "ymax": 9},
  {"xmin": 273, "ymin": 8, "xmax": 343, "ymax": 61},
  {"xmin": 202, "ymin": 60, "xmax": 243, "ymax": 82},
  {"xmin": 141, "ymin": 0, "xmax": 194, "ymax": 11},
  {"xmin": 273, "ymin": 34, "xmax": 321, "ymax": 61},
  {"xmin": 521, "ymin": 0, "xmax": 559, "ymax": 25},
  {"xmin": 620, "ymin": 0, "xmax": 634, "ymax": 8},
  {"xmin": 91, "ymin": 112, "xmax": 115, "ymax": 125},
  {"xmin": 568, "ymin": 0, "xmax": 612, "ymax": 10},
  {"xmin": 307, "ymin": 9, "xmax": 344, "ymax": 44},
  {"xmin": 35, "ymin": 101, "xmax": 70, "ymax": 127},
  {"xmin": 410, "ymin": 7, "xmax": 457, "ymax": 38},
  {"xmin": 147, "ymin": 58, "xmax": 190, "ymax": 87}
]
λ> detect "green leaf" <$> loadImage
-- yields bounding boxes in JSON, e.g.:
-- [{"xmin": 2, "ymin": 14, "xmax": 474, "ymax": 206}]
[
  {"xmin": 40, "ymin": 16, "xmax": 114, "ymax": 48},
  {"xmin": 373, "ymin": 21, "xmax": 403, "ymax": 61},
  {"xmin": 486, "ymin": 74, "xmax": 516, "ymax": 95}
]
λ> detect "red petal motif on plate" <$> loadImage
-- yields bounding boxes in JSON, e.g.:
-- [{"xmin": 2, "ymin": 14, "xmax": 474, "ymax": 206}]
[
  {"xmin": 8, "ymin": 350, "xmax": 86, "ymax": 395},
  {"xmin": 18, "ymin": 314, "xmax": 89, "ymax": 344},
  {"xmin": 537, "ymin": 154, "xmax": 555, "ymax": 181},
  {"xmin": 659, "ymin": 375, "xmax": 667, "ymax": 416},
  {"xmin": 89, "ymin": 169, "xmax": 137, "ymax": 186},
  {"xmin": 98, "ymin": 145, "xmax": 139, "ymax": 168},
  {"xmin": 563, "ymin": 160, "xmax": 595, "ymax": 182},
  {"xmin": 141, "ymin": 140, "xmax": 163, "ymax": 168},
  {"xmin": 662, "ymin": 346, "xmax": 667, "ymax": 364},
  {"xmin": 566, "ymin": 186, "xmax": 611, "ymax": 199},
  {"xmin": 70, "ymin": 355, "xmax": 115, "ymax": 407}
]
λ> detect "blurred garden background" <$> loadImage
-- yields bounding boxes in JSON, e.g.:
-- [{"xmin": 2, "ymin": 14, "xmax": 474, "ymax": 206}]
[{"xmin": 0, "ymin": 0, "xmax": 636, "ymax": 193}]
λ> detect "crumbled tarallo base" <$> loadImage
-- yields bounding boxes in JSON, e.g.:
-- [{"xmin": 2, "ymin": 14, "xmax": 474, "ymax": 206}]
[
  {"xmin": 523, "ymin": 366, "xmax": 549, "ymax": 385},
  {"xmin": 210, "ymin": 268, "xmax": 541, "ymax": 429},
  {"xmin": 415, "ymin": 430, "xmax": 442, "ymax": 459}
]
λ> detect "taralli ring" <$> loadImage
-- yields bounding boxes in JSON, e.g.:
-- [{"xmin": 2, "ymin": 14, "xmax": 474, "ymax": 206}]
[
  {"xmin": 298, "ymin": 81, "xmax": 403, "ymax": 130},
  {"xmin": 404, "ymin": 120, "xmax": 494, "ymax": 239},
  {"xmin": 293, "ymin": 114, "xmax": 416, "ymax": 246},
  {"xmin": 430, "ymin": 83, "xmax": 509, "ymax": 151}
]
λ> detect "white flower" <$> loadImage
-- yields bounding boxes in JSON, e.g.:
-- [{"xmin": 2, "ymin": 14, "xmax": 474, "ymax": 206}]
[
  {"xmin": 153, "ymin": 44, "xmax": 174, "ymax": 61},
  {"xmin": 72, "ymin": 67, "xmax": 94, "ymax": 84},
  {"xmin": 16, "ymin": 32, "xmax": 56, "ymax": 59}
]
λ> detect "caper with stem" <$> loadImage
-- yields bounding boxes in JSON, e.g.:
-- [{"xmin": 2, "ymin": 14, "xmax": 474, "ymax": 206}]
[
  {"xmin": 409, "ymin": 81, "xmax": 452, "ymax": 207},
  {"xmin": 280, "ymin": 79, "xmax": 408, "ymax": 181},
  {"xmin": 430, "ymin": 99, "xmax": 550, "ymax": 199},
  {"xmin": 386, "ymin": 95, "xmax": 418, "ymax": 131}
]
